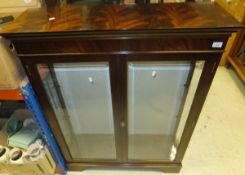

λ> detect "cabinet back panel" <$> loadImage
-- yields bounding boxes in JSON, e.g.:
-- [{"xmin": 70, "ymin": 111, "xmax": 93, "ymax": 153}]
[
  {"xmin": 54, "ymin": 64, "xmax": 114, "ymax": 134},
  {"xmin": 128, "ymin": 61, "xmax": 190, "ymax": 135},
  {"xmin": 37, "ymin": 62, "xmax": 117, "ymax": 160}
]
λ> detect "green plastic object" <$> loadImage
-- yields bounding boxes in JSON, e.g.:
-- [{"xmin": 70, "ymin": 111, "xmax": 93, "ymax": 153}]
[
  {"xmin": 6, "ymin": 118, "xmax": 23, "ymax": 137},
  {"xmin": 8, "ymin": 121, "xmax": 39, "ymax": 149}
]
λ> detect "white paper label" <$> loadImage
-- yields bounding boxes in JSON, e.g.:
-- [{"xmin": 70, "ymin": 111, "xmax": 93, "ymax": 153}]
[{"xmin": 212, "ymin": 42, "xmax": 223, "ymax": 48}]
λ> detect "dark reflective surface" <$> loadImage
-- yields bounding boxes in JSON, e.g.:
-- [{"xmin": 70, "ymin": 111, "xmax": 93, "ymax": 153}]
[
  {"xmin": 0, "ymin": 3, "xmax": 241, "ymax": 35},
  {"xmin": 68, "ymin": 0, "xmax": 123, "ymax": 5}
]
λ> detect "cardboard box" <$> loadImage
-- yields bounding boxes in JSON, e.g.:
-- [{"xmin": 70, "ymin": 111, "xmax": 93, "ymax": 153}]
[
  {"xmin": 0, "ymin": 37, "xmax": 25, "ymax": 89},
  {"xmin": 0, "ymin": 148, "xmax": 56, "ymax": 175}
]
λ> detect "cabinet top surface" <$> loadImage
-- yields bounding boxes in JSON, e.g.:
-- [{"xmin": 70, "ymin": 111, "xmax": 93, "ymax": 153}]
[{"xmin": 0, "ymin": 3, "xmax": 242, "ymax": 37}]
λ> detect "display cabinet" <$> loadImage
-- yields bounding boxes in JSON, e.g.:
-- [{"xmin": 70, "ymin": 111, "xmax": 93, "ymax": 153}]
[{"xmin": 0, "ymin": 2, "xmax": 242, "ymax": 173}]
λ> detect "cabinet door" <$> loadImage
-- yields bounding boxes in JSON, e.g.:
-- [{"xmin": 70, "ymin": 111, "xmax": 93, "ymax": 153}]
[
  {"xmin": 36, "ymin": 62, "xmax": 118, "ymax": 161},
  {"xmin": 127, "ymin": 60, "xmax": 204, "ymax": 161}
]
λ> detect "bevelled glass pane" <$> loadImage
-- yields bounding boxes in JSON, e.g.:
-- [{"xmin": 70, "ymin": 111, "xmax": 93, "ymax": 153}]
[
  {"xmin": 175, "ymin": 61, "xmax": 204, "ymax": 146},
  {"xmin": 37, "ymin": 63, "xmax": 116, "ymax": 160},
  {"xmin": 128, "ymin": 61, "xmax": 202, "ymax": 161}
]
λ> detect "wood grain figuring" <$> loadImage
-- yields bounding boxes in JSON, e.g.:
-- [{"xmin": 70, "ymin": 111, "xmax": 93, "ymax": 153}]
[
  {"xmin": 0, "ymin": 3, "xmax": 242, "ymax": 37},
  {"xmin": 13, "ymin": 37, "xmax": 227, "ymax": 54}
]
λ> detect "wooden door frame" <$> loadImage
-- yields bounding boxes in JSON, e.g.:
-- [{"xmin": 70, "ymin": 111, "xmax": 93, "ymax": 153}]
[
  {"xmin": 120, "ymin": 52, "xmax": 222, "ymax": 164},
  {"xmin": 22, "ymin": 54, "xmax": 124, "ymax": 163},
  {"xmin": 21, "ymin": 51, "xmax": 222, "ymax": 171}
]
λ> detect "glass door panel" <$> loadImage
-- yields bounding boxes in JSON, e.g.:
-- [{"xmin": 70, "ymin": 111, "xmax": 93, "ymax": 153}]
[
  {"xmin": 37, "ymin": 62, "xmax": 116, "ymax": 160},
  {"xmin": 128, "ymin": 61, "xmax": 204, "ymax": 161}
]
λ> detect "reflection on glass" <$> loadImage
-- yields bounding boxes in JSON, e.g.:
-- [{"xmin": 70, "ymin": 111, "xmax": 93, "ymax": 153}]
[
  {"xmin": 175, "ymin": 61, "xmax": 204, "ymax": 146},
  {"xmin": 37, "ymin": 63, "xmax": 116, "ymax": 160},
  {"xmin": 128, "ymin": 61, "xmax": 204, "ymax": 161}
]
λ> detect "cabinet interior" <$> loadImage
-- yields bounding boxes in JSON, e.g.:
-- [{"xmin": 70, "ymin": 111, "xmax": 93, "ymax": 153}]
[{"xmin": 37, "ymin": 60, "xmax": 204, "ymax": 161}]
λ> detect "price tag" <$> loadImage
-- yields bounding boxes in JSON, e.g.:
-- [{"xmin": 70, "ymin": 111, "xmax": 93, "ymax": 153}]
[{"xmin": 212, "ymin": 42, "xmax": 223, "ymax": 48}]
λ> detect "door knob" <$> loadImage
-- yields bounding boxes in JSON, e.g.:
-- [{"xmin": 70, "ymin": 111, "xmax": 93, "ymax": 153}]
[
  {"xmin": 88, "ymin": 77, "xmax": 94, "ymax": 84},
  {"xmin": 152, "ymin": 71, "xmax": 157, "ymax": 78}
]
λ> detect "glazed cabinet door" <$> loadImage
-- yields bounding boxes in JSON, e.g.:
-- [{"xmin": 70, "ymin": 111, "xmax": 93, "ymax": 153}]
[
  {"xmin": 25, "ymin": 56, "xmax": 122, "ymax": 163},
  {"xmin": 124, "ymin": 57, "xmax": 206, "ymax": 162},
  {"xmin": 23, "ymin": 53, "xmax": 218, "ymax": 168}
]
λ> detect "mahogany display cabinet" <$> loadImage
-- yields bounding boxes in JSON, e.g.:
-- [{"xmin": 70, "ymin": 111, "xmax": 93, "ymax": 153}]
[{"xmin": 0, "ymin": 2, "xmax": 242, "ymax": 173}]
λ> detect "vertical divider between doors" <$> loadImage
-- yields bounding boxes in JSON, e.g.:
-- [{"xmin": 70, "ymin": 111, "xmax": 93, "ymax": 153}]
[
  {"xmin": 109, "ymin": 56, "xmax": 126, "ymax": 162},
  {"xmin": 118, "ymin": 55, "xmax": 128, "ymax": 162},
  {"xmin": 109, "ymin": 55, "xmax": 128, "ymax": 162}
]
